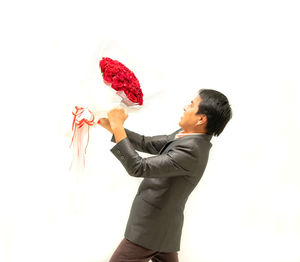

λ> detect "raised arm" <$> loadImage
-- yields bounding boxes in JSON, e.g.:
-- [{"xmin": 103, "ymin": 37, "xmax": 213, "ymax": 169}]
[
  {"xmin": 103, "ymin": 107, "xmax": 209, "ymax": 178},
  {"xmin": 111, "ymin": 128, "xmax": 181, "ymax": 155},
  {"xmin": 110, "ymin": 136, "xmax": 206, "ymax": 178},
  {"xmin": 98, "ymin": 110, "xmax": 181, "ymax": 155},
  {"xmin": 98, "ymin": 115, "xmax": 181, "ymax": 155}
]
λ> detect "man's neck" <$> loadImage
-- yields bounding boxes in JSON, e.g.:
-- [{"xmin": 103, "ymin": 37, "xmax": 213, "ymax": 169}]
[{"xmin": 181, "ymin": 128, "xmax": 206, "ymax": 134}]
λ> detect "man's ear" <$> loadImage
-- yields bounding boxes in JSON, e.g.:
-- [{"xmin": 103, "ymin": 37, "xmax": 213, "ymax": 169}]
[{"xmin": 196, "ymin": 114, "xmax": 207, "ymax": 126}]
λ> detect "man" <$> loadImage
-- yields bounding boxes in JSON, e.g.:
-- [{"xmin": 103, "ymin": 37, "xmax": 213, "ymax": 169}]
[{"xmin": 98, "ymin": 89, "xmax": 232, "ymax": 262}]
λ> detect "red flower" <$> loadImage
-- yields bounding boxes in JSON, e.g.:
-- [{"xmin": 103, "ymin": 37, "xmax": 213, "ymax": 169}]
[{"xmin": 99, "ymin": 57, "xmax": 143, "ymax": 105}]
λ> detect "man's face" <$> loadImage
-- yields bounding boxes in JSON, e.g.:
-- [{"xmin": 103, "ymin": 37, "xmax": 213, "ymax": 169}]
[{"xmin": 179, "ymin": 95, "xmax": 202, "ymax": 131}]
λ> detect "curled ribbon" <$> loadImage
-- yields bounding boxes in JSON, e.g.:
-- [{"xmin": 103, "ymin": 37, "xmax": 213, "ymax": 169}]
[
  {"xmin": 70, "ymin": 106, "xmax": 95, "ymax": 147},
  {"xmin": 69, "ymin": 106, "xmax": 96, "ymax": 173}
]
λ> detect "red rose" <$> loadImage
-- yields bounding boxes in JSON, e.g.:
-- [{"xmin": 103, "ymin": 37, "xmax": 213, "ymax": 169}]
[{"xmin": 99, "ymin": 57, "xmax": 143, "ymax": 105}]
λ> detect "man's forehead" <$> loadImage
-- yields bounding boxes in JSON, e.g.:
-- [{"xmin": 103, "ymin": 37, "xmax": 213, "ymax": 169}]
[
  {"xmin": 186, "ymin": 93, "xmax": 201, "ymax": 104},
  {"xmin": 192, "ymin": 94, "xmax": 201, "ymax": 103}
]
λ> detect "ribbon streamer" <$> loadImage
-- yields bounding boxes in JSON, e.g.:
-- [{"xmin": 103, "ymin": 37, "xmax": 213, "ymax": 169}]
[{"xmin": 69, "ymin": 106, "xmax": 96, "ymax": 174}]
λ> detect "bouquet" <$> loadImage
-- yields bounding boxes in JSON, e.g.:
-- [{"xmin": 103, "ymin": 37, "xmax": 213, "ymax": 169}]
[
  {"xmin": 99, "ymin": 57, "xmax": 143, "ymax": 106},
  {"xmin": 69, "ymin": 57, "xmax": 143, "ymax": 174}
]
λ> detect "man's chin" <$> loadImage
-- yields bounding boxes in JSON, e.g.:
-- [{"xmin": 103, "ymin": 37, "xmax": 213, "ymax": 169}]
[{"xmin": 178, "ymin": 121, "xmax": 183, "ymax": 128}]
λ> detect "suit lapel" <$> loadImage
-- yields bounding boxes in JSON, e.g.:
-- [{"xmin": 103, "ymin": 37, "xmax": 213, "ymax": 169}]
[
  {"xmin": 158, "ymin": 129, "xmax": 182, "ymax": 154},
  {"xmin": 158, "ymin": 132, "xmax": 213, "ymax": 155},
  {"xmin": 158, "ymin": 140, "xmax": 176, "ymax": 154}
]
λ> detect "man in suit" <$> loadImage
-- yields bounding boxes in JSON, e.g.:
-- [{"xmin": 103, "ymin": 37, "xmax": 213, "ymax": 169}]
[{"xmin": 98, "ymin": 89, "xmax": 232, "ymax": 262}]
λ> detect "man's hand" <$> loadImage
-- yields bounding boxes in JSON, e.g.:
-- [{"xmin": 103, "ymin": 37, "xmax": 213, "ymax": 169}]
[
  {"xmin": 97, "ymin": 118, "xmax": 113, "ymax": 134},
  {"xmin": 107, "ymin": 107, "xmax": 128, "ymax": 143},
  {"xmin": 107, "ymin": 107, "xmax": 128, "ymax": 130}
]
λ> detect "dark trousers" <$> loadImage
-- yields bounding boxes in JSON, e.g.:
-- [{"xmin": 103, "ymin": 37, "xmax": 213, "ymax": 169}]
[{"xmin": 109, "ymin": 238, "xmax": 179, "ymax": 262}]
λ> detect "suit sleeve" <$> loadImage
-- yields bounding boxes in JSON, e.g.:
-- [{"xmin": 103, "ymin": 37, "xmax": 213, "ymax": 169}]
[
  {"xmin": 111, "ymin": 128, "xmax": 182, "ymax": 155},
  {"xmin": 110, "ymin": 137, "xmax": 198, "ymax": 178}
]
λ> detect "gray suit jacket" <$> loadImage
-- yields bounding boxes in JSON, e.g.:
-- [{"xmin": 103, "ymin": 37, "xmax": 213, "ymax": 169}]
[{"xmin": 110, "ymin": 128, "xmax": 212, "ymax": 252}]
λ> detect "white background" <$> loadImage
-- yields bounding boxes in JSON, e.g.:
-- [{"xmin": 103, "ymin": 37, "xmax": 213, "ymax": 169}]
[{"xmin": 1, "ymin": 0, "xmax": 300, "ymax": 262}]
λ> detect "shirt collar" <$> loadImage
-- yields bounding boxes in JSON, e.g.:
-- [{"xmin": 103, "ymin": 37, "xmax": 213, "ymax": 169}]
[{"xmin": 175, "ymin": 130, "xmax": 211, "ymax": 140}]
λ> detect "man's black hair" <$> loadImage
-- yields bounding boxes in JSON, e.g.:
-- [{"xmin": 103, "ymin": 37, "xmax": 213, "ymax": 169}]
[{"xmin": 197, "ymin": 89, "xmax": 232, "ymax": 136}]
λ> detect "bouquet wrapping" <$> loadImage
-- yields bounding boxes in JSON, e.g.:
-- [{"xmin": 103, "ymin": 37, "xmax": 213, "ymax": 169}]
[{"xmin": 69, "ymin": 57, "xmax": 143, "ymax": 175}]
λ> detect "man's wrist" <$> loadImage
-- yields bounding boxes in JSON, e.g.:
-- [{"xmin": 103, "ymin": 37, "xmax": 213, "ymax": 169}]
[
  {"xmin": 111, "ymin": 124, "xmax": 127, "ymax": 143},
  {"xmin": 111, "ymin": 122, "xmax": 123, "ymax": 131}
]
